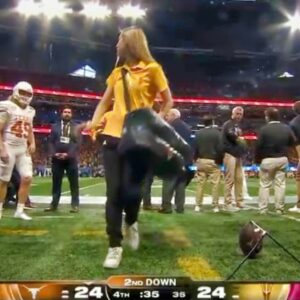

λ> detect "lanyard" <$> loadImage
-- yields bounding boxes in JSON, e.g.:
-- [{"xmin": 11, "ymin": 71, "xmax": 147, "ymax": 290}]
[{"xmin": 61, "ymin": 121, "xmax": 71, "ymax": 137}]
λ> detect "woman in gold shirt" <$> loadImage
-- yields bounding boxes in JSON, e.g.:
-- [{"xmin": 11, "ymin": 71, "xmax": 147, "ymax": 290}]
[{"xmin": 87, "ymin": 27, "xmax": 173, "ymax": 269}]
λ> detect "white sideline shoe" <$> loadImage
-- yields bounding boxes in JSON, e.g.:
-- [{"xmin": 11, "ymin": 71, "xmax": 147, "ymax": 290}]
[
  {"xmin": 194, "ymin": 205, "xmax": 201, "ymax": 212},
  {"xmin": 213, "ymin": 207, "xmax": 220, "ymax": 213},
  {"xmin": 14, "ymin": 211, "xmax": 32, "ymax": 220},
  {"xmin": 223, "ymin": 205, "xmax": 240, "ymax": 212},
  {"xmin": 103, "ymin": 247, "xmax": 123, "ymax": 269},
  {"xmin": 237, "ymin": 204, "xmax": 251, "ymax": 211},
  {"xmin": 288, "ymin": 206, "xmax": 300, "ymax": 213},
  {"xmin": 124, "ymin": 222, "xmax": 140, "ymax": 250}
]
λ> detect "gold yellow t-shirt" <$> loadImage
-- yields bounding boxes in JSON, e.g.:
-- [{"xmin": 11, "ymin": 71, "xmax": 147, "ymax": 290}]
[{"xmin": 102, "ymin": 61, "xmax": 168, "ymax": 138}]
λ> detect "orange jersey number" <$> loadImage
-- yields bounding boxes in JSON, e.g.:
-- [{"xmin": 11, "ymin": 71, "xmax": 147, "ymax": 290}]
[{"xmin": 11, "ymin": 121, "xmax": 31, "ymax": 138}]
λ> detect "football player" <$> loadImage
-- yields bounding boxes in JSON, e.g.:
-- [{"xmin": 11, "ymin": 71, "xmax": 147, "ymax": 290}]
[{"xmin": 0, "ymin": 81, "xmax": 36, "ymax": 220}]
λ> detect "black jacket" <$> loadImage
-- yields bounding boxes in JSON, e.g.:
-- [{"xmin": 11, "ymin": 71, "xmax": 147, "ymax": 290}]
[
  {"xmin": 222, "ymin": 119, "xmax": 247, "ymax": 158},
  {"xmin": 255, "ymin": 121, "xmax": 296, "ymax": 163},
  {"xmin": 195, "ymin": 127, "xmax": 224, "ymax": 164},
  {"xmin": 290, "ymin": 115, "xmax": 300, "ymax": 146},
  {"xmin": 49, "ymin": 121, "xmax": 81, "ymax": 159},
  {"xmin": 170, "ymin": 118, "xmax": 193, "ymax": 146}
]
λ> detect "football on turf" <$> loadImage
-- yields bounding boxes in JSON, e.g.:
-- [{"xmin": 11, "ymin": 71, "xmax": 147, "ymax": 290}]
[{"xmin": 239, "ymin": 222, "xmax": 265, "ymax": 258}]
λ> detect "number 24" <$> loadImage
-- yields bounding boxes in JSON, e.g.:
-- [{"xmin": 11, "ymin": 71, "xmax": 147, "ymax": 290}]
[
  {"xmin": 74, "ymin": 286, "xmax": 103, "ymax": 299},
  {"xmin": 197, "ymin": 286, "xmax": 226, "ymax": 299}
]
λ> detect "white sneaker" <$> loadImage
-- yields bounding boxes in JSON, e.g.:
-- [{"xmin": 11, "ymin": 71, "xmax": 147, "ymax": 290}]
[
  {"xmin": 223, "ymin": 205, "xmax": 240, "ymax": 212},
  {"xmin": 213, "ymin": 207, "xmax": 219, "ymax": 213},
  {"xmin": 288, "ymin": 206, "xmax": 300, "ymax": 213},
  {"xmin": 194, "ymin": 205, "xmax": 201, "ymax": 212},
  {"xmin": 14, "ymin": 211, "xmax": 32, "ymax": 220},
  {"xmin": 243, "ymin": 195, "xmax": 253, "ymax": 201},
  {"xmin": 237, "ymin": 205, "xmax": 251, "ymax": 211},
  {"xmin": 124, "ymin": 222, "xmax": 139, "ymax": 250},
  {"xmin": 0, "ymin": 210, "xmax": 2, "ymax": 220},
  {"xmin": 103, "ymin": 247, "xmax": 123, "ymax": 269}
]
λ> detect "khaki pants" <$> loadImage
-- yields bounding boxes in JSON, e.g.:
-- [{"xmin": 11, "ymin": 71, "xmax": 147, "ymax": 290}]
[
  {"xmin": 195, "ymin": 158, "xmax": 221, "ymax": 207},
  {"xmin": 258, "ymin": 157, "xmax": 288, "ymax": 212},
  {"xmin": 224, "ymin": 153, "xmax": 243, "ymax": 206},
  {"xmin": 231, "ymin": 170, "xmax": 250, "ymax": 199}
]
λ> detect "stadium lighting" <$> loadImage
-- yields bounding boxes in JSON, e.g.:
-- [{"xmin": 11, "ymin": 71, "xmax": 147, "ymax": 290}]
[
  {"xmin": 15, "ymin": 0, "xmax": 43, "ymax": 17},
  {"xmin": 286, "ymin": 11, "xmax": 300, "ymax": 32},
  {"xmin": 117, "ymin": 4, "xmax": 146, "ymax": 19},
  {"xmin": 15, "ymin": 0, "xmax": 71, "ymax": 18},
  {"xmin": 81, "ymin": 2, "xmax": 112, "ymax": 19},
  {"xmin": 278, "ymin": 71, "xmax": 294, "ymax": 78},
  {"xmin": 40, "ymin": 0, "xmax": 71, "ymax": 19}
]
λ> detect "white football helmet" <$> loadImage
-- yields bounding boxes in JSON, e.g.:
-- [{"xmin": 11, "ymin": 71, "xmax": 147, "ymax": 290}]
[{"xmin": 12, "ymin": 81, "xmax": 33, "ymax": 107}]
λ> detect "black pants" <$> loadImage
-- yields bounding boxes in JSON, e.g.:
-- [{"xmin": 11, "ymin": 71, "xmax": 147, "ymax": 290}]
[
  {"xmin": 51, "ymin": 157, "xmax": 79, "ymax": 208},
  {"xmin": 4, "ymin": 168, "xmax": 19, "ymax": 205},
  {"xmin": 4, "ymin": 168, "xmax": 31, "ymax": 205},
  {"xmin": 162, "ymin": 176, "xmax": 186, "ymax": 212},
  {"xmin": 103, "ymin": 144, "xmax": 148, "ymax": 247},
  {"xmin": 142, "ymin": 173, "xmax": 154, "ymax": 207}
]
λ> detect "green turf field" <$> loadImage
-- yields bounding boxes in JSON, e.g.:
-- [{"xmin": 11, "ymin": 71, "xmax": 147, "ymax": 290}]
[
  {"xmin": 0, "ymin": 177, "xmax": 299, "ymax": 281},
  {"xmin": 30, "ymin": 177, "xmax": 297, "ymax": 197}
]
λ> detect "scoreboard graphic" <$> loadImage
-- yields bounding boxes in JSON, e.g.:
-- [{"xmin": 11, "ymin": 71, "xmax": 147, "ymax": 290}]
[{"xmin": 0, "ymin": 277, "xmax": 299, "ymax": 300}]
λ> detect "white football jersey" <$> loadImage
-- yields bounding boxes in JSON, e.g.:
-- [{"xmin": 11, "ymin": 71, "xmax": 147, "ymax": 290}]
[{"xmin": 0, "ymin": 100, "xmax": 35, "ymax": 146}]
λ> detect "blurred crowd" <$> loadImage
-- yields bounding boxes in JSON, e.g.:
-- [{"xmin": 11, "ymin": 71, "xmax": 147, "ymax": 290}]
[
  {"xmin": 0, "ymin": 82, "xmax": 297, "ymax": 178},
  {"xmin": 32, "ymin": 134, "xmax": 104, "ymax": 177}
]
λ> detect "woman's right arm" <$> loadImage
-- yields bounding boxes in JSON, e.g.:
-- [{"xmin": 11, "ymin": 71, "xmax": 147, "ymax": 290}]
[
  {"xmin": 88, "ymin": 86, "xmax": 114, "ymax": 129},
  {"xmin": 158, "ymin": 87, "xmax": 173, "ymax": 118},
  {"xmin": 152, "ymin": 64, "xmax": 173, "ymax": 118}
]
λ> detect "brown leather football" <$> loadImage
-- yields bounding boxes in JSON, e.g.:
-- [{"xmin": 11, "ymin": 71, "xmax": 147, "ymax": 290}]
[{"xmin": 239, "ymin": 222, "xmax": 265, "ymax": 258}]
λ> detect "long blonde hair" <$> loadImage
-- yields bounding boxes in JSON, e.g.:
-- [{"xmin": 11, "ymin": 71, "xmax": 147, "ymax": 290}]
[{"xmin": 121, "ymin": 27, "xmax": 155, "ymax": 64}]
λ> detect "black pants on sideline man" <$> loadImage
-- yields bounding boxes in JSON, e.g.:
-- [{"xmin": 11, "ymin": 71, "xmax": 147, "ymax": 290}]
[
  {"xmin": 142, "ymin": 173, "xmax": 154, "ymax": 207},
  {"xmin": 5, "ymin": 168, "xmax": 20, "ymax": 203},
  {"xmin": 51, "ymin": 157, "xmax": 79, "ymax": 208},
  {"xmin": 4, "ymin": 168, "xmax": 31, "ymax": 206},
  {"xmin": 103, "ymin": 144, "xmax": 148, "ymax": 247},
  {"xmin": 162, "ymin": 176, "xmax": 186, "ymax": 212}
]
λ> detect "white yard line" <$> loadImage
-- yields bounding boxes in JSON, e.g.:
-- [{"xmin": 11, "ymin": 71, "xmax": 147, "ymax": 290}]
[
  {"xmin": 151, "ymin": 186, "xmax": 200, "ymax": 195},
  {"xmin": 30, "ymin": 196, "xmax": 200, "ymax": 205},
  {"xmin": 34, "ymin": 216, "xmax": 75, "ymax": 219},
  {"xmin": 2, "ymin": 214, "xmax": 75, "ymax": 219},
  {"xmin": 61, "ymin": 182, "xmax": 103, "ymax": 195},
  {"xmin": 245, "ymin": 204, "xmax": 300, "ymax": 222}
]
